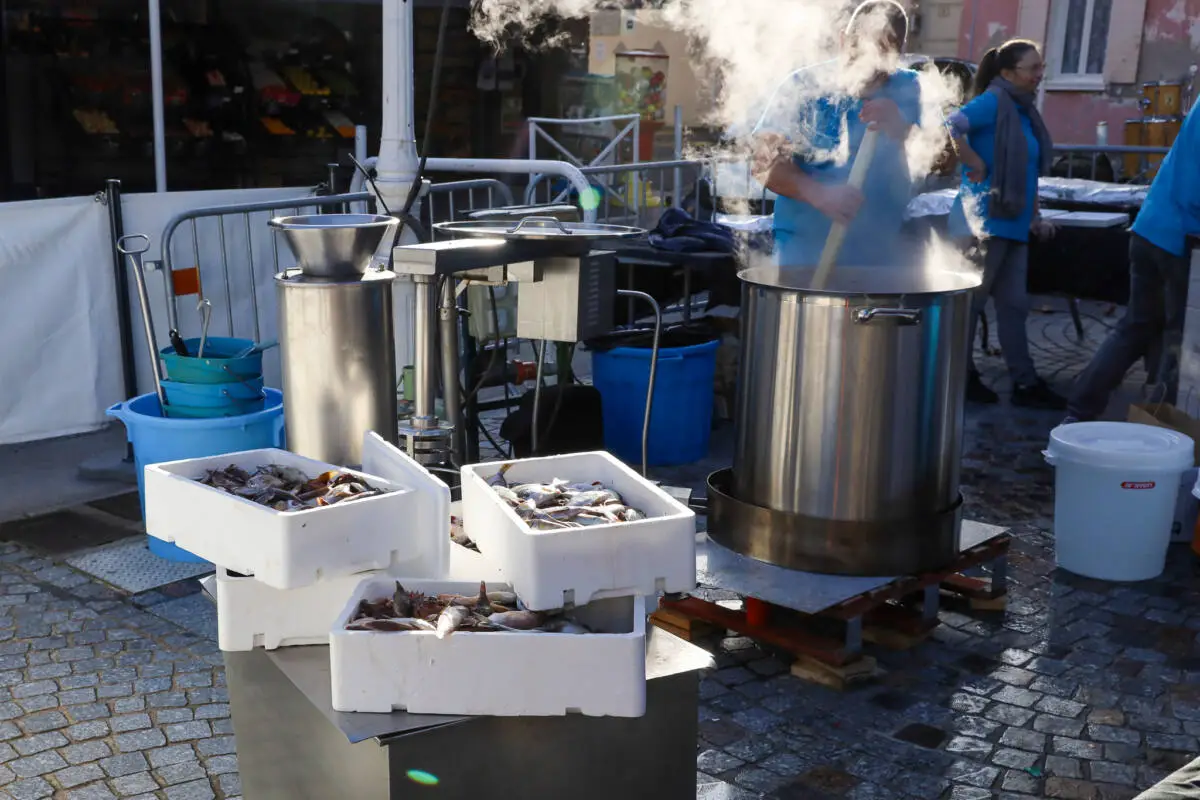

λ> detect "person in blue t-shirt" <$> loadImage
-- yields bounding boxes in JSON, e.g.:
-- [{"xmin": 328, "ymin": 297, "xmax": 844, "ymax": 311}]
[
  {"xmin": 751, "ymin": 0, "xmax": 921, "ymax": 268},
  {"xmin": 947, "ymin": 38, "xmax": 1065, "ymax": 410},
  {"xmin": 1062, "ymin": 109, "xmax": 1200, "ymax": 423}
]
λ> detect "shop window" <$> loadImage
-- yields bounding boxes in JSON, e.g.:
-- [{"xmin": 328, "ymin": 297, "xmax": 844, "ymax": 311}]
[{"xmin": 0, "ymin": 0, "xmax": 495, "ymax": 201}]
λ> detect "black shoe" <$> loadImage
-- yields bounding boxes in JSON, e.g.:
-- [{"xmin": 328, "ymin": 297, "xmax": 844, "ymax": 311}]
[
  {"xmin": 1012, "ymin": 379, "xmax": 1068, "ymax": 410},
  {"xmin": 967, "ymin": 372, "xmax": 1000, "ymax": 404}
]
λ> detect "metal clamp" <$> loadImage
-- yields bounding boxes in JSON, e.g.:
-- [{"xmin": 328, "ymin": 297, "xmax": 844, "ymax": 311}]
[
  {"xmin": 506, "ymin": 216, "xmax": 572, "ymax": 235},
  {"xmin": 853, "ymin": 307, "xmax": 923, "ymax": 326}
]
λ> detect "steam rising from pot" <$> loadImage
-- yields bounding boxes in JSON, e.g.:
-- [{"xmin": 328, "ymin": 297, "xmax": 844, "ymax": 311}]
[
  {"xmin": 471, "ymin": 1, "xmax": 964, "ymax": 184},
  {"xmin": 470, "ymin": 0, "xmax": 981, "ymax": 277}
]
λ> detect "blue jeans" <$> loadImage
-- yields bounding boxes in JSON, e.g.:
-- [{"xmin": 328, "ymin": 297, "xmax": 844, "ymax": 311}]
[
  {"xmin": 967, "ymin": 236, "xmax": 1039, "ymax": 386},
  {"xmin": 1067, "ymin": 234, "xmax": 1188, "ymax": 420}
]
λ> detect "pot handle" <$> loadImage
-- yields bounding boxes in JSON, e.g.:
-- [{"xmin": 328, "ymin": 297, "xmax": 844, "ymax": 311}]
[
  {"xmin": 1042, "ymin": 449, "xmax": 1057, "ymax": 466},
  {"xmin": 853, "ymin": 307, "xmax": 922, "ymax": 326},
  {"xmin": 507, "ymin": 216, "xmax": 571, "ymax": 235}
]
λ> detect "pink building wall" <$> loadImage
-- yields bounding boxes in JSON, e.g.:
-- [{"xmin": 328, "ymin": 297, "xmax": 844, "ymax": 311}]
[{"xmin": 951, "ymin": 0, "xmax": 1198, "ymax": 146}]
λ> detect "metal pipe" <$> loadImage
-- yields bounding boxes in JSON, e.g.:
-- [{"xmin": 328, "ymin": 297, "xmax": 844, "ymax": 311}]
[
  {"xmin": 531, "ymin": 340, "xmax": 547, "ymax": 456},
  {"xmin": 616, "ymin": 289, "xmax": 661, "ymax": 478},
  {"xmin": 438, "ymin": 276, "xmax": 464, "ymax": 463},
  {"xmin": 117, "ymin": 234, "xmax": 167, "ymax": 409},
  {"xmin": 346, "ymin": 155, "xmax": 602, "ymax": 221},
  {"xmin": 105, "ymin": 180, "xmax": 138, "ymax": 403},
  {"xmin": 673, "ymin": 106, "xmax": 683, "ymax": 208},
  {"xmin": 374, "ymin": 0, "xmax": 421, "ymax": 220},
  {"xmin": 354, "ymin": 125, "xmax": 368, "ymax": 166},
  {"xmin": 412, "ymin": 275, "xmax": 437, "ymax": 428},
  {"xmin": 148, "ymin": 0, "xmax": 166, "ymax": 192}
]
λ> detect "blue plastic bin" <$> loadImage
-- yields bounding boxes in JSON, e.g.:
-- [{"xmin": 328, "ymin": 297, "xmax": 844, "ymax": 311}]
[
  {"xmin": 591, "ymin": 339, "xmax": 719, "ymax": 466},
  {"xmin": 107, "ymin": 388, "xmax": 285, "ymax": 562}
]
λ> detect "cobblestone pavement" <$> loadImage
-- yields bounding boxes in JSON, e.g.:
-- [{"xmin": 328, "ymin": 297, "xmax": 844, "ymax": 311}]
[
  {"xmin": 1, "ymin": 301, "xmax": 1194, "ymax": 800},
  {"xmin": 0, "ymin": 552, "xmax": 233, "ymax": 800}
]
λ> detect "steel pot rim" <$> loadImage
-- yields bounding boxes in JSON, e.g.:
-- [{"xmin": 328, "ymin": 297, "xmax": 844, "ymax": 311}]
[{"xmin": 738, "ymin": 265, "xmax": 982, "ymax": 297}]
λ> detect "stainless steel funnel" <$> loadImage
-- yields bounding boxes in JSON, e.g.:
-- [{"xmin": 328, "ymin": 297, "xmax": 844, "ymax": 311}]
[{"xmin": 268, "ymin": 214, "xmax": 398, "ymax": 279}]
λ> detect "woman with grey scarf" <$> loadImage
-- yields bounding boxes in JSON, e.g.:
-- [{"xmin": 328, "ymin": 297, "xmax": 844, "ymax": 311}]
[{"xmin": 947, "ymin": 39, "xmax": 1065, "ymax": 410}]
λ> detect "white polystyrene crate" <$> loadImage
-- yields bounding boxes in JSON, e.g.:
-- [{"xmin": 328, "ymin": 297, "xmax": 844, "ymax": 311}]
[
  {"xmin": 213, "ymin": 504, "xmax": 505, "ymax": 653},
  {"xmin": 145, "ymin": 432, "xmax": 449, "ymax": 590},
  {"xmin": 459, "ymin": 451, "xmax": 696, "ymax": 611},
  {"xmin": 216, "ymin": 566, "xmax": 371, "ymax": 651},
  {"xmin": 329, "ymin": 577, "xmax": 645, "ymax": 717}
]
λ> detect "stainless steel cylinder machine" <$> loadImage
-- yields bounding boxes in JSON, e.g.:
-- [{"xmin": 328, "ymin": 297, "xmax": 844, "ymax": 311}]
[
  {"xmin": 270, "ymin": 215, "xmax": 399, "ymax": 467},
  {"xmin": 707, "ymin": 265, "xmax": 980, "ymax": 577},
  {"xmin": 270, "ymin": 213, "xmax": 643, "ymax": 469}
]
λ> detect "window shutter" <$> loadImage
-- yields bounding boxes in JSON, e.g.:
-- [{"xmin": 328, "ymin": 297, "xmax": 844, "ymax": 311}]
[
  {"xmin": 1104, "ymin": 0, "xmax": 1147, "ymax": 84},
  {"xmin": 1016, "ymin": 0, "xmax": 1050, "ymax": 42}
]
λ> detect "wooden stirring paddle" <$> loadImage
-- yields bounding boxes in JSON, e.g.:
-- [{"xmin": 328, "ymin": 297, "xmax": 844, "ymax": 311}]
[{"xmin": 810, "ymin": 126, "xmax": 881, "ymax": 290}]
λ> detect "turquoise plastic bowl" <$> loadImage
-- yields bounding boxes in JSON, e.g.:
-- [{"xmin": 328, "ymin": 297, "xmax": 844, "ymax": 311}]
[{"xmin": 159, "ymin": 337, "xmax": 263, "ymax": 385}]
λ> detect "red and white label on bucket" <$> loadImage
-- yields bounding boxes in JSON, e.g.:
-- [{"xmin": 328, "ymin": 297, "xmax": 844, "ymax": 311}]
[{"xmin": 1120, "ymin": 481, "xmax": 1156, "ymax": 490}]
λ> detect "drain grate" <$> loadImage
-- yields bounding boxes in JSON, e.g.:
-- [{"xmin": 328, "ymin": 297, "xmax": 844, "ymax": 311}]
[{"xmin": 66, "ymin": 538, "xmax": 213, "ymax": 595}]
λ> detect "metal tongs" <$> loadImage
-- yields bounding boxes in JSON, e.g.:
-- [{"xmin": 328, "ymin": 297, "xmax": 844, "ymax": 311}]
[{"xmin": 116, "ymin": 234, "xmax": 168, "ymax": 410}]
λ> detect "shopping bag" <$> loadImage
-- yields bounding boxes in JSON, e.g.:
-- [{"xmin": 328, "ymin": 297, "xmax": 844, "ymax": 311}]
[{"xmin": 1128, "ymin": 402, "xmax": 1200, "ymax": 466}]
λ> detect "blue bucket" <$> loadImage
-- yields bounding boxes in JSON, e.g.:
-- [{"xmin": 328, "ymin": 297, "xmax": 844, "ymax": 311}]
[
  {"xmin": 161, "ymin": 377, "xmax": 266, "ymax": 419},
  {"xmin": 591, "ymin": 340, "xmax": 719, "ymax": 466},
  {"xmin": 106, "ymin": 388, "xmax": 285, "ymax": 562},
  {"xmin": 160, "ymin": 337, "xmax": 263, "ymax": 385}
]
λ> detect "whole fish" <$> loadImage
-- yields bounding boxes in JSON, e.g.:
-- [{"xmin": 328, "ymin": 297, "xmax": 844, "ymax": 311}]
[
  {"xmin": 540, "ymin": 618, "xmax": 591, "ymax": 635},
  {"xmin": 566, "ymin": 489, "xmax": 620, "ymax": 507},
  {"xmin": 436, "ymin": 605, "xmax": 471, "ymax": 638},
  {"xmin": 486, "ymin": 463, "xmax": 513, "ymax": 487},
  {"xmin": 392, "ymin": 582, "xmax": 412, "ymax": 618},
  {"xmin": 488, "ymin": 610, "xmax": 544, "ymax": 630}
]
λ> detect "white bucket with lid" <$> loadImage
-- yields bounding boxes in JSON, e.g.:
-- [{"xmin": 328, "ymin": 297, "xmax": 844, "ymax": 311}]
[{"xmin": 1044, "ymin": 422, "xmax": 1194, "ymax": 581}]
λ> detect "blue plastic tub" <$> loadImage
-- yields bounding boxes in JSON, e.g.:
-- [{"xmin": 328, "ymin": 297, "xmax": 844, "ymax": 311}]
[
  {"xmin": 159, "ymin": 337, "xmax": 263, "ymax": 385},
  {"xmin": 107, "ymin": 388, "xmax": 285, "ymax": 562},
  {"xmin": 591, "ymin": 339, "xmax": 719, "ymax": 466}
]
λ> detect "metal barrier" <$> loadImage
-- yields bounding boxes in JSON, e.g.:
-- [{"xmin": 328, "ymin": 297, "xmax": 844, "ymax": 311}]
[
  {"xmin": 1051, "ymin": 144, "xmax": 1170, "ymax": 183},
  {"xmin": 526, "ymin": 159, "xmax": 706, "ymax": 228},
  {"xmin": 421, "ymin": 179, "xmax": 515, "ymax": 231},
  {"xmin": 157, "ymin": 180, "xmax": 516, "ymax": 341}
]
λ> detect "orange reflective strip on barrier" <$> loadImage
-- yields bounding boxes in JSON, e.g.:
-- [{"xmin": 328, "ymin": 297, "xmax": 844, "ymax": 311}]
[{"xmin": 172, "ymin": 267, "xmax": 201, "ymax": 297}]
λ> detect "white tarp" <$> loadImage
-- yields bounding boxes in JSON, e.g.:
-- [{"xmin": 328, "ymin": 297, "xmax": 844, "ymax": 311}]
[
  {"xmin": 0, "ymin": 195, "xmax": 120, "ymax": 445},
  {"xmin": 0, "ymin": 186, "xmax": 318, "ymax": 445}
]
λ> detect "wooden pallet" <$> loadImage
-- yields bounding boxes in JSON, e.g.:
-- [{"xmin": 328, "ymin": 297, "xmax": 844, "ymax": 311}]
[{"xmin": 651, "ymin": 532, "xmax": 1011, "ymax": 689}]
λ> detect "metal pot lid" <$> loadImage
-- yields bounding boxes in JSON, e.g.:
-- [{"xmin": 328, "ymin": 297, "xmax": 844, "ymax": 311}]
[
  {"xmin": 738, "ymin": 265, "xmax": 981, "ymax": 296},
  {"xmin": 433, "ymin": 216, "xmax": 645, "ymax": 242}
]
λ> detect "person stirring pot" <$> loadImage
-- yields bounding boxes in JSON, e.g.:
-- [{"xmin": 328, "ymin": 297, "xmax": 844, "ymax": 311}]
[
  {"xmin": 948, "ymin": 39, "xmax": 1066, "ymax": 409},
  {"xmin": 751, "ymin": 0, "xmax": 921, "ymax": 268}
]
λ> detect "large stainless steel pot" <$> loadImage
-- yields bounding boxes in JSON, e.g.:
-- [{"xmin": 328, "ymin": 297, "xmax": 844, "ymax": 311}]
[{"xmin": 711, "ymin": 264, "xmax": 980, "ymax": 576}]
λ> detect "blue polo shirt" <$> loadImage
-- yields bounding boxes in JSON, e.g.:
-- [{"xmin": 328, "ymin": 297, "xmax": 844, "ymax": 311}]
[
  {"xmin": 1131, "ymin": 108, "xmax": 1200, "ymax": 257},
  {"xmin": 752, "ymin": 61, "xmax": 922, "ymax": 267},
  {"xmin": 947, "ymin": 91, "xmax": 1041, "ymax": 243}
]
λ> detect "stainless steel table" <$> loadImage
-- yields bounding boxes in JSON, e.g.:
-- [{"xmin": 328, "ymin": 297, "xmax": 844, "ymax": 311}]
[{"xmin": 224, "ymin": 627, "xmax": 713, "ymax": 799}]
